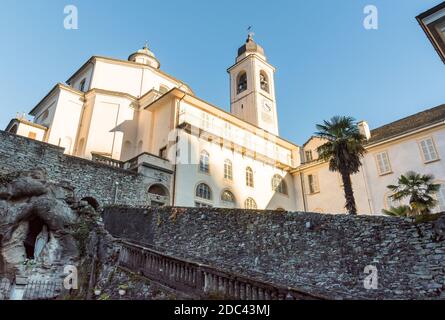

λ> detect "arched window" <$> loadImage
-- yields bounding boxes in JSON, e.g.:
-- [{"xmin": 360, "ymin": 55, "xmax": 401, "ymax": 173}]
[
  {"xmin": 196, "ymin": 183, "xmax": 212, "ymax": 200},
  {"xmin": 437, "ymin": 184, "xmax": 445, "ymax": 212},
  {"xmin": 148, "ymin": 184, "xmax": 168, "ymax": 196},
  {"xmin": 244, "ymin": 198, "xmax": 257, "ymax": 210},
  {"xmin": 9, "ymin": 124, "xmax": 18, "ymax": 135},
  {"xmin": 224, "ymin": 160, "xmax": 233, "ymax": 180},
  {"xmin": 272, "ymin": 174, "xmax": 288, "ymax": 195},
  {"xmin": 237, "ymin": 72, "xmax": 247, "ymax": 94},
  {"xmin": 199, "ymin": 151, "xmax": 210, "ymax": 173},
  {"xmin": 246, "ymin": 167, "xmax": 254, "ymax": 187},
  {"xmin": 259, "ymin": 71, "xmax": 269, "ymax": 93},
  {"xmin": 221, "ymin": 190, "xmax": 235, "ymax": 203},
  {"xmin": 148, "ymin": 184, "xmax": 169, "ymax": 207}
]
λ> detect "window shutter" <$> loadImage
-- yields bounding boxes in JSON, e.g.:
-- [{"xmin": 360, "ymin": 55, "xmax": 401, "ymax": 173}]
[
  {"xmin": 376, "ymin": 152, "xmax": 391, "ymax": 174},
  {"xmin": 420, "ymin": 138, "xmax": 438, "ymax": 162}
]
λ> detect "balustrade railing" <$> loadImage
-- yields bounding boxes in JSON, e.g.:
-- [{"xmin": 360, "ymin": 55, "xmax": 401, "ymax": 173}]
[
  {"xmin": 118, "ymin": 241, "xmax": 325, "ymax": 300},
  {"xmin": 91, "ymin": 153, "xmax": 124, "ymax": 169}
]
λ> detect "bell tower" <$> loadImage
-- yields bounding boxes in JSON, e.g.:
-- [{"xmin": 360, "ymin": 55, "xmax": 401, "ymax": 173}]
[{"xmin": 227, "ymin": 34, "xmax": 279, "ymax": 135}]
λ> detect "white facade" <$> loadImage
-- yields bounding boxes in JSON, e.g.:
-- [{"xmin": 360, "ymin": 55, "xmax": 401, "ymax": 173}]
[
  {"xmin": 5, "ymin": 38, "xmax": 445, "ymax": 214},
  {"xmin": 295, "ymin": 119, "xmax": 445, "ymax": 214}
]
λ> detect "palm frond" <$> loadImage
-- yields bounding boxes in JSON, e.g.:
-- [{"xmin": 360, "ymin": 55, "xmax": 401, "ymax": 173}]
[
  {"xmin": 385, "ymin": 171, "xmax": 441, "ymax": 216},
  {"xmin": 382, "ymin": 205, "xmax": 411, "ymax": 217}
]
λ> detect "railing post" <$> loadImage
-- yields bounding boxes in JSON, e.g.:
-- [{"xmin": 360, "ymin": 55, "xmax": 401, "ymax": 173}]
[
  {"xmin": 234, "ymin": 281, "xmax": 240, "ymax": 299},
  {"xmin": 197, "ymin": 269, "xmax": 206, "ymax": 295},
  {"xmin": 246, "ymin": 284, "xmax": 252, "ymax": 300},
  {"xmin": 240, "ymin": 283, "xmax": 246, "ymax": 300}
]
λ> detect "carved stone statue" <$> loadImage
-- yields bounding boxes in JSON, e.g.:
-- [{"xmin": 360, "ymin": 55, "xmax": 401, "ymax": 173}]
[{"xmin": 34, "ymin": 225, "xmax": 49, "ymax": 259}]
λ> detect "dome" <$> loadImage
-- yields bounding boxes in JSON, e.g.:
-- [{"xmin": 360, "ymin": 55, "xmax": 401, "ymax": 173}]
[
  {"xmin": 128, "ymin": 44, "xmax": 161, "ymax": 69},
  {"xmin": 237, "ymin": 33, "xmax": 266, "ymax": 62}
]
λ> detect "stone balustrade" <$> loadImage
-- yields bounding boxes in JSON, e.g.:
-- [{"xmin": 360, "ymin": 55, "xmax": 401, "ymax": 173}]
[
  {"xmin": 91, "ymin": 153, "xmax": 124, "ymax": 169},
  {"xmin": 118, "ymin": 241, "xmax": 324, "ymax": 300}
]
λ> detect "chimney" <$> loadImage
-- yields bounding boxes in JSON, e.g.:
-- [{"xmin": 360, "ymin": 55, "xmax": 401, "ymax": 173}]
[{"xmin": 358, "ymin": 121, "xmax": 371, "ymax": 140}]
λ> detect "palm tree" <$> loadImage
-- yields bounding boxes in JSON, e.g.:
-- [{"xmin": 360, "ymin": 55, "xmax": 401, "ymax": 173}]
[
  {"xmin": 315, "ymin": 116, "xmax": 367, "ymax": 215},
  {"xmin": 387, "ymin": 171, "xmax": 440, "ymax": 215},
  {"xmin": 382, "ymin": 205, "xmax": 412, "ymax": 217}
]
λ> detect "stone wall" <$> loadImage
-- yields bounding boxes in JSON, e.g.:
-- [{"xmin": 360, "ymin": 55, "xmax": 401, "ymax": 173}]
[
  {"xmin": 0, "ymin": 131, "xmax": 150, "ymax": 206},
  {"xmin": 104, "ymin": 206, "xmax": 445, "ymax": 300}
]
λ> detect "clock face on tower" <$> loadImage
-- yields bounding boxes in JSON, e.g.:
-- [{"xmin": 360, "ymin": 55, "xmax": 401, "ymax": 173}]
[
  {"xmin": 261, "ymin": 99, "xmax": 273, "ymax": 124},
  {"xmin": 263, "ymin": 100, "xmax": 272, "ymax": 112}
]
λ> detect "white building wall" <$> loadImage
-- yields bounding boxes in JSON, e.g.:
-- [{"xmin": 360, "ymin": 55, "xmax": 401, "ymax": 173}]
[
  {"xmin": 178, "ymin": 101, "xmax": 293, "ymax": 167},
  {"xmin": 45, "ymin": 89, "xmax": 84, "ymax": 154},
  {"xmin": 174, "ymin": 132, "xmax": 297, "ymax": 210},
  {"xmin": 89, "ymin": 60, "xmax": 181, "ymax": 98},
  {"xmin": 82, "ymin": 93, "xmax": 136, "ymax": 160},
  {"xmin": 173, "ymin": 97, "xmax": 298, "ymax": 211},
  {"xmin": 363, "ymin": 126, "xmax": 445, "ymax": 213},
  {"xmin": 294, "ymin": 125, "xmax": 445, "ymax": 215},
  {"xmin": 295, "ymin": 165, "xmax": 372, "ymax": 214},
  {"xmin": 69, "ymin": 64, "xmax": 94, "ymax": 92},
  {"xmin": 149, "ymin": 100, "xmax": 174, "ymax": 157}
]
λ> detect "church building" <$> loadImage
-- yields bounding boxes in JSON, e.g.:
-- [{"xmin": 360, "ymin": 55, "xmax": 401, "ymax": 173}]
[{"xmin": 5, "ymin": 35, "xmax": 445, "ymax": 214}]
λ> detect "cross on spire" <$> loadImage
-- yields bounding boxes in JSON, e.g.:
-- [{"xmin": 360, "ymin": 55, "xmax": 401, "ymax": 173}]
[{"xmin": 247, "ymin": 26, "xmax": 255, "ymax": 41}]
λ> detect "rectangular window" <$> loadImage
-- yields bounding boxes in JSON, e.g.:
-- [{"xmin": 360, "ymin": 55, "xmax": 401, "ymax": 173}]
[
  {"xmin": 224, "ymin": 162, "xmax": 233, "ymax": 180},
  {"xmin": 159, "ymin": 146, "xmax": 167, "ymax": 159},
  {"xmin": 375, "ymin": 151, "xmax": 392, "ymax": 175},
  {"xmin": 305, "ymin": 150, "xmax": 313, "ymax": 162},
  {"xmin": 224, "ymin": 122, "xmax": 232, "ymax": 139},
  {"xmin": 308, "ymin": 174, "xmax": 320, "ymax": 194},
  {"xmin": 419, "ymin": 138, "xmax": 439, "ymax": 163},
  {"xmin": 199, "ymin": 152, "xmax": 210, "ymax": 173},
  {"xmin": 28, "ymin": 132, "xmax": 37, "ymax": 139},
  {"xmin": 201, "ymin": 112, "xmax": 211, "ymax": 130}
]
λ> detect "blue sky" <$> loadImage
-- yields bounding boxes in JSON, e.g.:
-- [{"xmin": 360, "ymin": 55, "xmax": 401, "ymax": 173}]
[{"xmin": 0, "ymin": 0, "xmax": 444, "ymax": 144}]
